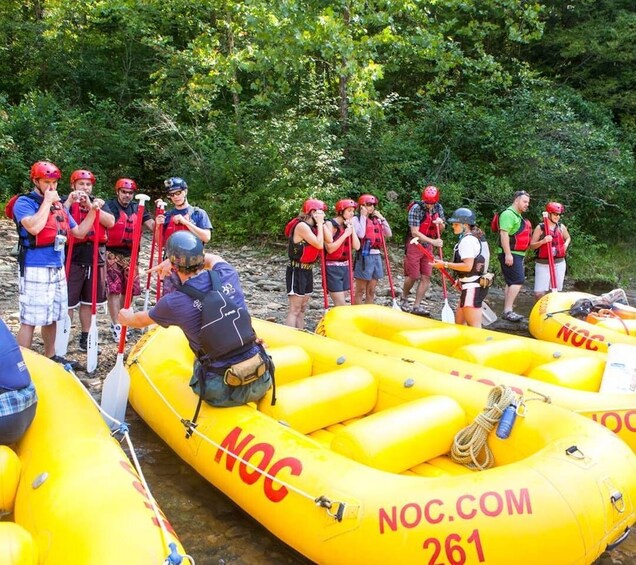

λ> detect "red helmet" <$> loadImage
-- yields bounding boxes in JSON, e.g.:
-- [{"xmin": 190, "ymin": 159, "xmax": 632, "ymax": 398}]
[
  {"xmin": 335, "ymin": 198, "xmax": 358, "ymax": 214},
  {"xmin": 545, "ymin": 202, "xmax": 564, "ymax": 214},
  {"xmin": 115, "ymin": 178, "xmax": 137, "ymax": 192},
  {"xmin": 358, "ymin": 194, "xmax": 379, "ymax": 206},
  {"xmin": 302, "ymin": 198, "xmax": 327, "ymax": 214},
  {"xmin": 70, "ymin": 169, "xmax": 96, "ymax": 185},
  {"xmin": 422, "ymin": 185, "xmax": 439, "ymax": 204},
  {"xmin": 30, "ymin": 161, "xmax": 61, "ymax": 181}
]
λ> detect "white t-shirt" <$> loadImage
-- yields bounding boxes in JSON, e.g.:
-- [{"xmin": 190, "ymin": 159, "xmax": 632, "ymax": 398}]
[{"xmin": 455, "ymin": 234, "xmax": 490, "ymax": 281}]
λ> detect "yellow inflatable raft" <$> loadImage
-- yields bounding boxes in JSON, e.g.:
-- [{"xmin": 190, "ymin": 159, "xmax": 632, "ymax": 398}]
[
  {"xmin": 529, "ymin": 291, "xmax": 636, "ymax": 352},
  {"xmin": 1, "ymin": 349, "xmax": 185, "ymax": 564},
  {"xmin": 127, "ymin": 321, "xmax": 636, "ymax": 565},
  {"xmin": 317, "ymin": 305, "xmax": 636, "ymax": 452}
]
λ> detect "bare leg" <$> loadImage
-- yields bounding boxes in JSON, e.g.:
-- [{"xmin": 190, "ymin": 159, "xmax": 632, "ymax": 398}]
[
  {"xmin": 460, "ymin": 307, "xmax": 482, "ymax": 328},
  {"xmin": 79, "ymin": 303, "xmax": 92, "ymax": 332},
  {"xmin": 107, "ymin": 294, "xmax": 122, "ymax": 324},
  {"xmin": 41, "ymin": 323, "xmax": 57, "ymax": 357},
  {"xmin": 503, "ymin": 284, "xmax": 522, "ymax": 312},
  {"xmin": 413, "ymin": 275, "xmax": 430, "ymax": 308},
  {"xmin": 17, "ymin": 324, "xmax": 35, "ymax": 349},
  {"xmin": 285, "ymin": 294, "xmax": 310, "ymax": 329},
  {"xmin": 401, "ymin": 276, "xmax": 417, "ymax": 300},
  {"xmin": 365, "ymin": 279, "xmax": 378, "ymax": 304},
  {"xmin": 329, "ymin": 291, "xmax": 347, "ymax": 307},
  {"xmin": 354, "ymin": 279, "xmax": 367, "ymax": 305}
]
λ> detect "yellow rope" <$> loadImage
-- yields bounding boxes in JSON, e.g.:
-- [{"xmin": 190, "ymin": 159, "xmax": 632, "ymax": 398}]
[{"xmin": 450, "ymin": 385, "xmax": 517, "ymax": 471}]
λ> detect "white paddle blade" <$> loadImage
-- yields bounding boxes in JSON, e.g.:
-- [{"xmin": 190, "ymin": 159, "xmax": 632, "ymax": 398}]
[
  {"xmin": 100, "ymin": 353, "xmax": 130, "ymax": 430},
  {"xmin": 86, "ymin": 316, "xmax": 98, "ymax": 373},
  {"xmin": 54, "ymin": 313, "xmax": 71, "ymax": 356},
  {"xmin": 482, "ymin": 301, "xmax": 497, "ymax": 326},
  {"xmin": 143, "ymin": 289, "xmax": 150, "ymax": 312},
  {"xmin": 392, "ymin": 298, "xmax": 402, "ymax": 311},
  {"xmin": 441, "ymin": 299, "xmax": 455, "ymax": 324}
]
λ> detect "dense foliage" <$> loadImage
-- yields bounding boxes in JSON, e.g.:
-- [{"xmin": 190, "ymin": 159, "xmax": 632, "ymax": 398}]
[{"xmin": 1, "ymin": 1, "xmax": 634, "ymax": 282}]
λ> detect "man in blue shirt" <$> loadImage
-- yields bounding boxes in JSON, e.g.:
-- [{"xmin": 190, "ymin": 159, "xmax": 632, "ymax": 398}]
[{"xmin": 12, "ymin": 161, "xmax": 100, "ymax": 364}]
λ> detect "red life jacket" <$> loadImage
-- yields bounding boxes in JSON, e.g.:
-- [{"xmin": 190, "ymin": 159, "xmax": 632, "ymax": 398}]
[
  {"xmin": 69, "ymin": 202, "xmax": 107, "ymax": 244},
  {"xmin": 325, "ymin": 219, "xmax": 350, "ymax": 261},
  {"xmin": 108, "ymin": 208, "xmax": 137, "ymax": 248},
  {"xmin": 163, "ymin": 207, "xmax": 194, "ymax": 239},
  {"xmin": 17, "ymin": 195, "xmax": 70, "ymax": 248},
  {"xmin": 498, "ymin": 209, "xmax": 532, "ymax": 251},
  {"xmin": 536, "ymin": 222, "xmax": 566, "ymax": 259},
  {"xmin": 360, "ymin": 216, "xmax": 383, "ymax": 249},
  {"xmin": 287, "ymin": 219, "xmax": 321, "ymax": 264}
]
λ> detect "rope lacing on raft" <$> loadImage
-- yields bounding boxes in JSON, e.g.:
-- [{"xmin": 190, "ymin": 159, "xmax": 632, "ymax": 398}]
[
  {"xmin": 450, "ymin": 385, "xmax": 518, "ymax": 471},
  {"xmin": 133, "ymin": 359, "xmax": 347, "ymax": 522},
  {"xmin": 62, "ymin": 366, "xmax": 196, "ymax": 565}
]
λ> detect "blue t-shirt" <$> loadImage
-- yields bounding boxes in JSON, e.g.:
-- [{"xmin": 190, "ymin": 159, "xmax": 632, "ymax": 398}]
[
  {"xmin": 149, "ymin": 262, "xmax": 248, "ymax": 356},
  {"xmin": 13, "ymin": 191, "xmax": 77, "ymax": 268},
  {"xmin": 162, "ymin": 206, "xmax": 213, "ymax": 236}
]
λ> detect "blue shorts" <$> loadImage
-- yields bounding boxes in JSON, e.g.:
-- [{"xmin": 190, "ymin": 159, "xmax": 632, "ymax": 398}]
[
  {"xmin": 326, "ymin": 263, "xmax": 351, "ymax": 292},
  {"xmin": 498, "ymin": 253, "xmax": 525, "ymax": 286},
  {"xmin": 354, "ymin": 253, "xmax": 384, "ymax": 281}
]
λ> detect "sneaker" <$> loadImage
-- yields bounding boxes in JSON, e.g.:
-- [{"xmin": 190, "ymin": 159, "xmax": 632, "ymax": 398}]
[
  {"xmin": 78, "ymin": 333, "xmax": 88, "ymax": 352},
  {"xmin": 49, "ymin": 355, "xmax": 79, "ymax": 370},
  {"xmin": 502, "ymin": 311, "xmax": 523, "ymax": 322},
  {"xmin": 111, "ymin": 323, "xmax": 122, "ymax": 342},
  {"xmin": 399, "ymin": 298, "xmax": 411, "ymax": 312},
  {"xmin": 111, "ymin": 323, "xmax": 132, "ymax": 342}
]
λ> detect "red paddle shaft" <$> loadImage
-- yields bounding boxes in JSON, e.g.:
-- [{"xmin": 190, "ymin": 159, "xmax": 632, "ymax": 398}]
[
  {"xmin": 118, "ymin": 195, "xmax": 150, "ymax": 353},
  {"xmin": 90, "ymin": 210, "xmax": 100, "ymax": 316},
  {"xmin": 410, "ymin": 238, "xmax": 461, "ymax": 290},
  {"xmin": 542, "ymin": 211, "xmax": 558, "ymax": 291}
]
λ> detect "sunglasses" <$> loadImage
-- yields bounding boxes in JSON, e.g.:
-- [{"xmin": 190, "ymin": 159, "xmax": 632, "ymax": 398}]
[
  {"xmin": 119, "ymin": 190, "xmax": 134, "ymax": 196},
  {"xmin": 169, "ymin": 190, "xmax": 185, "ymax": 198}
]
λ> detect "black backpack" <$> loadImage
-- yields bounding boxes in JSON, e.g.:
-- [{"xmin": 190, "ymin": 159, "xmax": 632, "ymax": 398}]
[{"xmin": 177, "ymin": 269, "xmax": 256, "ymax": 362}]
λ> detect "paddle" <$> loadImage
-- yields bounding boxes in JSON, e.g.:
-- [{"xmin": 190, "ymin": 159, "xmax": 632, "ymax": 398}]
[
  {"xmin": 542, "ymin": 211, "xmax": 558, "ymax": 292},
  {"xmin": 55, "ymin": 234, "xmax": 74, "ymax": 356},
  {"xmin": 410, "ymin": 238, "xmax": 498, "ymax": 325},
  {"xmin": 86, "ymin": 209, "xmax": 100, "ymax": 373},
  {"xmin": 154, "ymin": 202, "xmax": 166, "ymax": 301},
  {"xmin": 101, "ymin": 194, "xmax": 150, "ymax": 428},
  {"xmin": 142, "ymin": 221, "xmax": 156, "ymax": 312},
  {"xmin": 346, "ymin": 234, "xmax": 355, "ymax": 305},
  {"xmin": 435, "ymin": 224, "xmax": 455, "ymax": 324},
  {"xmin": 320, "ymin": 248, "xmax": 329, "ymax": 312},
  {"xmin": 378, "ymin": 225, "xmax": 400, "ymax": 310}
]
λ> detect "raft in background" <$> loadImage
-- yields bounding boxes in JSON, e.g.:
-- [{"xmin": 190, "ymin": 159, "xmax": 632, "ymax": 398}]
[
  {"xmin": 1, "ymin": 349, "xmax": 184, "ymax": 564},
  {"xmin": 317, "ymin": 304, "xmax": 636, "ymax": 452},
  {"xmin": 529, "ymin": 291, "xmax": 636, "ymax": 353},
  {"xmin": 127, "ymin": 321, "xmax": 636, "ymax": 565}
]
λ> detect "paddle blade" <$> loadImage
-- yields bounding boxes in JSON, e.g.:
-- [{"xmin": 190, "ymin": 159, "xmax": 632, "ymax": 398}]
[
  {"xmin": 54, "ymin": 313, "xmax": 71, "ymax": 356},
  {"xmin": 142, "ymin": 289, "xmax": 150, "ymax": 312},
  {"xmin": 482, "ymin": 301, "xmax": 497, "ymax": 326},
  {"xmin": 441, "ymin": 299, "xmax": 455, "ymax": 324},
  {"xmin": 392, "ymin": 298, "xmax": 402, "ymax": 311},
  {"xmin": 86, "ymin": 315, "xmax": 98, "ymax": 373},
  {"xmin": 100, "ymin": 353, "xmax": 130, "ymax": 429}
]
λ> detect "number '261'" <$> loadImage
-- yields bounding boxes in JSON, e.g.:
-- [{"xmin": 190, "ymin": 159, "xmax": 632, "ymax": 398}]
[{"xmin": 423, "ymin": 529, "xmax": 484, "ymax": 565}]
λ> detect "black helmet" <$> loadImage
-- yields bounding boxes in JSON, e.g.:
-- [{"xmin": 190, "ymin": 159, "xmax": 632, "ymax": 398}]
[
  {"xmin": 166, "ymin": 231, "xmax": 204, "ymax": 270},
  {"xmin": 448, "ymin": 207, "xmax": 476, "ymax": 225},
  {"xmin": 164, "ymin": 177, "xmax": 188, "ymax": 192}
]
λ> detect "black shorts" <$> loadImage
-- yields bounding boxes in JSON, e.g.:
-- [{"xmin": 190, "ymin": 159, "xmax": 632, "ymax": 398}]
[
  {"xmin": 498, "ymin": 253, "xmax": 525, "ymax": 286},
  {"xmin": 67, "ymin": 262, "xmax": 107, "ymax": 308},
  {"xmin": 286, "ymin": 265, "xmax": 314, "ymax": 296}
]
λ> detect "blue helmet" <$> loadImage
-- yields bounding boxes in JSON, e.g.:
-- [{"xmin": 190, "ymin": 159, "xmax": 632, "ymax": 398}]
[
  {"xmin": 166, "ymin": 231, "xmax": 204, "ymax": 271},
  {"xmin": 448, "ymin": 207, "xmax": 476, "ymax": 225},
  {"xmin": 164, "ymin": 177, "xmax": 188, "ymax": 192}
]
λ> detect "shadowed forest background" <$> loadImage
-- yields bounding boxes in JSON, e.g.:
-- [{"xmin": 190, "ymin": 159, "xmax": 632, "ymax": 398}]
[{"xmin": 1, "ymin": 0, "xmax": 634, "ymax": 285}]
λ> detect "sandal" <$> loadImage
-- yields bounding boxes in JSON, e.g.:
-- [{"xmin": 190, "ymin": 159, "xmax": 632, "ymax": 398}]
[
  {"xmin": 400, "ymin": 298, "xmax": 411, "ymax": 312},
  {"xmin": 412, "ymin": 305, "xmax": 431, "ymax": 317},
  {"xmin": 502, "ymin": 311, "xmax": 523, "ymax": 322}
]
